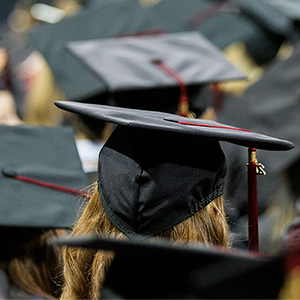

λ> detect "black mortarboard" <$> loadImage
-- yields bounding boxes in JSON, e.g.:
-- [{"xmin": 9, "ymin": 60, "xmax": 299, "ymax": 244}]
[
  {"xmin": 66, "ymin": 31, "xmax": 245, "ymax": 116},
  {"xmin": 55, "ymin": 101, "xmax": 293, "ymax": 250},
  {"xmin": 146, "ymin": 0, "xmax": 297, "ymax": 65},
  {"xmin": 54, "ymin": 234, "xmax": 285, "ymax": 299},
  {"xmin": 26, "ymin": 0, "xmax": 164, "ymax": 102},
  {"xmin": 0, "ymin": 124, "xmax": 88, "ymax": 229},
  {"xmin": 262, "ymin": 0, "xmax": 300, "ymax": 21},
  {"xmin": 235, "ymin": 0, "xmax": 299, "ymax": 64}
]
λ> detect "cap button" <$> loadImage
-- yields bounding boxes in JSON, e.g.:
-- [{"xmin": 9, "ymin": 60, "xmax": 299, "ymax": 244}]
[{"xmin": 2, "ymin": 166, "xmax": 17, "ymax": 177}]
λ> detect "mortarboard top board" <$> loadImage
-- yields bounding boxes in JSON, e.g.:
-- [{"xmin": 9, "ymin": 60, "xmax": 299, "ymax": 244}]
[
  {"xmin": 0, "ymin": 124, "xmax": 88, "ymax": 229},
  {"xmin": 146, "ymin": 0, "xmax": 260, "ymax": 48},
  {"xmin": 146, "ymin": 0, "xmax": 296, "ymax": 65},
  {"xmin": 234, "ymin": 0, "xmax": 300, "ymax": 64},
  {"xmin": 55, "ymin": 101, "xmax": 294, "ymax": 249},
  {"xmin": 66, "ymin": 31, "xmax": 246, "ymax": 116},
  {"xmin": 0, "ymin": 35, "xmax": 34, "ymax": 117},
  {"xmin": 235, "ymin": 0, "xmax": 297, "ymax": 39},
  {"xmin": 53, "ymin": 234, "xmax": 285, "ymax": 299},
  {"xmin": 262, "ymin": 0, "xmax": 300, "ymax": 21},
  {"xmin": 55, "ymin": 101, "xmax": 293, "ymax": 151},
  {"xmin": 26, "ymin": 0, "xmax": 165, "ymax": 102},
  {"xmin": 66, "ymin": 31, "xmax": 246, "ymax": 89}
]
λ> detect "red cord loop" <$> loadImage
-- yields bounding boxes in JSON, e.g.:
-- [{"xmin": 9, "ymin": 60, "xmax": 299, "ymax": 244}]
[
  {"xmin": 188, "ymin": 1, "xmax": 229, "ymax": 27},
  {"xmin": 152, "ymin": 60, "xmax": 190, "ymax": 117}
]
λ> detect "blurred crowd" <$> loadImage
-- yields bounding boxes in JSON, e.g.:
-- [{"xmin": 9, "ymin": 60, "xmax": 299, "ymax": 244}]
[{"xmin": 1, "ymin": 0, "xmax": 300, "ymax": 299}]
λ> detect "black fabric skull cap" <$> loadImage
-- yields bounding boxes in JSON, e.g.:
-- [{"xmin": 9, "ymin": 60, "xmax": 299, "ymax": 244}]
[{"xmin": 55, "ymin": 101, "xmax": 294, "ymax": 238}]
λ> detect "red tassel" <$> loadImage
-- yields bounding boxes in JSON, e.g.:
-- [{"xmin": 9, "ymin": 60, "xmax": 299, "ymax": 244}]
[
  {"xmin": 152, "ymin": 60, "xmax": 190, "ymax": 117},
  {"xmin": 188, "ymin": 1, "xmax": 229, "ymax": 27},
  {"xmin": 248, "ymin": 147, "xmax": 259, "ymax": 252}
]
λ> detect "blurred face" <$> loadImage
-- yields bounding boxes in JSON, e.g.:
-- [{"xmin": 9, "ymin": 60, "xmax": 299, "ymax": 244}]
[
  {"xmin": 0, "ymin": 48, "xmax": 23, "ymax": 125},
  {"xmin": 17, "ymin": 51, "xmax": 44, "ymax": 96}
]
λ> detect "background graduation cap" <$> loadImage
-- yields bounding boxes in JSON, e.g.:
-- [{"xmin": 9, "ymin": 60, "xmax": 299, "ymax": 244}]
[
  {"xmin": 217, "ymin": 40, "xmax": 300, "ymax": 252},
  {"xmin": 53, "ymin": 234, "xmax": 285, "ymax": 299},
  {"xmin": 262, "ymin": 0, "xmax": 300, "ymax": 22},
  {"xmin": 55, "ymin": 101, "xmax": 294, "ymax": 252},
  {"xmin": 219, "ymin": 41, "xmax": 300, "ymax": 198},
  {"xmin": 26, "ymin": 0, "xmax": 165, "ymax": 103},
  {"xmin": 0, "ymin": 124, "xmax": 88, "ymax": 256},
  {"xmin": 66, "ymin": 31, "xmax": 246, "ymax": 117},
  {"xmin": 237, "ymin": 42, "xmax": 300, "ymax": 175},
  {"xmin": 145, "ymin": 0, "xmax": 299, "ymax": 65}
]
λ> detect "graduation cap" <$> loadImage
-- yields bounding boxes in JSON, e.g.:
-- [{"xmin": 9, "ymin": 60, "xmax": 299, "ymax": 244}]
[
  {"xmin": 219, "ymin": 41, "xmax": 300, "ymax": 201},
  {"xmin": 146, "ymin": 0, "xmax": 253, "ymax": 47},
  {"xmin": 216, "ymin": 42, "xmax": 300, "ymax": 250},
  {"xmin": 53, "ymin": 234, "xmax": 285, "ymax": 299},
  {"xmin": 55, "ymin": 101, "xmax": 294, "ymax": 252},
  {"xmin": 66, "ymin": 31, "xmax": 245, "ymax": 117},
  {"xmin": 262, "ymin": 0, "xmax": 300, "ymax": 21},
  {"xmin": 146, "ymin": 0, "xmax": 297, "ymax": 65},
  {"xmin": 26, "ymin": 0, "xmax": 165, "ymax": 102},
  {"xmin": 235, "ymin": 0, "xmax": 298, "ymax": 40},
  {"xmin": 0, "ymin": 124, "xmax": 89, "ymax": 229},
  {"xmin": 240, "ymin": 42, "xmax": 300, "ymax": 174}
]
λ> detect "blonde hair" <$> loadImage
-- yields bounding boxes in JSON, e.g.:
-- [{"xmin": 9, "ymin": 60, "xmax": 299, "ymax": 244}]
[
  {"xmin": 22, "ymin": 52, "xmax": 65, "ymax": 127},
  {"xmin": 61, "ymin": 183, "xmax": 229, "ymax": 299}
]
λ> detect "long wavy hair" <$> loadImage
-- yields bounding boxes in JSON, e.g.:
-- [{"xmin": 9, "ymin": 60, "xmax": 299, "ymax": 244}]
[
  {"xmin": 61, "ymin": 183, "xmax": 229, "ymax": 300},
  {"xmin": 5, "ymin": 229, "xmax": 65, "ymax": 299}
]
